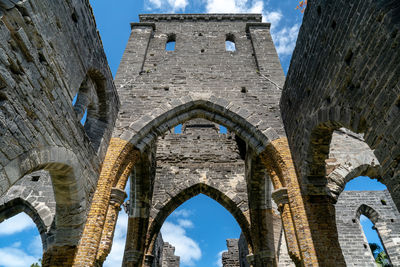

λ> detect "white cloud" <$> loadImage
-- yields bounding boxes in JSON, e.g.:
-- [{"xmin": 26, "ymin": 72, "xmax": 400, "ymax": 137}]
[
  {"xmin": 161, "ymin": 220, "xmax": 201, "ymax": 266},
  {"xmin": 205, "ymin": 0, "xmax": 264, "ymax": 14},
  {"xmin": 0, "ymin": 247, "xmax": 40, "ymax": 267},
  {"xmin": 103, "ymin": 212, "xmax": 128, "ymax": 267},
  {"xmin": 178, "ymin": 219, "xmax": 194, "ymax": 228},
  {"xmin": 214, "ymin": 250, "xmax": 226, "ymax": 267},
  {"xmin": 272, "ymin": 23, "xmax": 300, "ymax": 56},
  {"xmin": 28, "ymin": 235, "xmax": 43, "ymax": 258},
  {"xmin": 173, "ymin": 209, "xmax": 192, "ymax": 218},
  {"xmin": 146, "ymin": 0, "xmax": 188, "ymax": 12},
  {"xmin": 0, "ymin": 213, "xmax": 35, "ymax": 236},
  {"xmin": 263, "ymin": 10, "xmax": 282, "ymax": 26}
]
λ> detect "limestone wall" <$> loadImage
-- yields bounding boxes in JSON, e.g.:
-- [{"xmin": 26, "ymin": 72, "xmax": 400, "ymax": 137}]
[
  {"xmin": 113, "ymin": 14, "xmax": 286, "ymax": 154},
  {"xmin": 280, "ymin": 0, "xmax": 400, "ymax": 207},
  {"xmin": 336, "ymin": 190, "xmax": 400, "ymax": 266},
  {"xmin": 0, "ymin": 0, "xmax": 118, "ymax": 261}
]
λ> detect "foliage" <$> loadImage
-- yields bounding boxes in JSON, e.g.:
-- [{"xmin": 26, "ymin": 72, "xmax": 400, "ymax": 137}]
[
  {"xmin": 296, "ymin": 0, "xmax": 307, "ymax": 13},
  {"xmin": 369, "ymin": 243, "xmax": 391, "ymax": 267},
  {"xmin": 30, "ymin": 259, "xmax": 42, "ymax": 267}
]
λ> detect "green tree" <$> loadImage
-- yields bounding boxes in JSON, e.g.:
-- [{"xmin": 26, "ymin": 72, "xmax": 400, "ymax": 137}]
[{"xmin": 30, "ymin": 258, "xmax": 41, "ymax": 267}]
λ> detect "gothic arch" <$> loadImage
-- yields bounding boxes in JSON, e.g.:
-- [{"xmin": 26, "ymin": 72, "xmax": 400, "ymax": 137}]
[
  {"xmin": 145, "ymin": 183, "xmax": 252, "ymax": 255},
  {"xmin": 0, "ymin": 197, "xmax": 48, "ymax": 250},
  {"xmin": 356, "ymin": 204, "xmax": 380, "ymax": 224},
  {"xmin": 123, "ymin": 98, "xmax": 279, "ymax": 154},
  {"xmin": 0, "ymin": 146, "xmax": 87, "ymax": 246}
]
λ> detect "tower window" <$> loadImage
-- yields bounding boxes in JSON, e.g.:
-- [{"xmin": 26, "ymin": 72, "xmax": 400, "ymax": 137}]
[
  {"xmin": 166, "ymin": 34, "xmax": 176, "ymax": 51},
  {"xmin": 225, "ymin": 33, "xmax": 236, "ymax": 52}
]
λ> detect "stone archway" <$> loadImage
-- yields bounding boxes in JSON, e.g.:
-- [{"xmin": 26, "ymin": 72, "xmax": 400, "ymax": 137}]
[{"xmin": 0, "ymin": 146, "xmax": 87, "ymax": 266}]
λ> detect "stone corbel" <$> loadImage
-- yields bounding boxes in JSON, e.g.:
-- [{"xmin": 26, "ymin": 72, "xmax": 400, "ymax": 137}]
[
  {"xmin": 271, "ymin": 187, "xmax": 288, "ymax": 211},
  {"xmin": 109, "ymin": 188, "xmax": 127, "ymax": 209}
]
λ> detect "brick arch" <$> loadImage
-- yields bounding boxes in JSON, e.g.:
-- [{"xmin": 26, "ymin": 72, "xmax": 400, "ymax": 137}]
[
  {"xmin": 122, "ymin": 98, "xmax": 278, "ymax": 154},
  {"xmin": 145, "ymin": 183, "xmax": 252, "ymax": 255},
  {"xmin": 356, "ymin": 204, "xmax": 380, "ymax": 225},
  {"xmin": 0, "ymin": 198, "xmax": 48, "ymax": 251}
]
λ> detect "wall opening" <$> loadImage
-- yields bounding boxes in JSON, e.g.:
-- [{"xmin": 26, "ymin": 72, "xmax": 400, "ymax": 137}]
[
  {"xmin": 159, "ymin": 194, "xmax": 243, "ymax": 267},
  {"xmin": 362, "ymin": 216, "xmax": 391, "ymax": 267},
  {"xmin": 225, "ymin": 34, "xmax": 236, "ymax": 52},
  {"xmin": 339, "ymin": 176, "xmax": 394, "ymax": 267},
  {"xmin": 166, "ymin": 34, "xmax": 176, "ymax": 51},
  {"xmin": 0, "ymin": 213, "xmax": 43, "ymax": 266},
  {"xmin": 174, "ymin": 124, "xmax": 182, "ymax": 134}
]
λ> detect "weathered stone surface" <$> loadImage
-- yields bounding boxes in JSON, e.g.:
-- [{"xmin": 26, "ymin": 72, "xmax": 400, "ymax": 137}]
[{"xmin": 336, "ymin": 190, "xmax": 400, "ymax": 266}]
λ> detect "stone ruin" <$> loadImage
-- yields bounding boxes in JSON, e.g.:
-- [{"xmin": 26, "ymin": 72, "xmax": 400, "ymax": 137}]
[{"xmin": 0, "ymin": 0, "xmax": 399, "ymax": 266}]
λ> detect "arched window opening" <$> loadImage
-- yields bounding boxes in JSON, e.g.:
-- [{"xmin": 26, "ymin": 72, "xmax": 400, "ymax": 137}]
[
  {"xmin": 159, "ymin": 194, "xmax": 243, "ymax": 266},
  {"xmin": 73, "ymin": 71, "xmax": 108, "ymax": 151},
  {"xmin": 174, "ymin": 124, "xmax": 182, "ymax": 134},
  {"xmin": 361, "ymin": 216, "xmax": 391, "ymax": 267},
  {"xmin": 0, "ymin": 213, "xmax": 43, "ymax": 266},
  {"xmin": 166, "ymin": 34, "xmax": 176, "ymax": 51},
  {"xmin": 225, "ymin": 34, "xmax": 236, "ymax": 52},
  {"xmin": 219, "ymin": 125, "xmax": 227, "ymax": 134}
]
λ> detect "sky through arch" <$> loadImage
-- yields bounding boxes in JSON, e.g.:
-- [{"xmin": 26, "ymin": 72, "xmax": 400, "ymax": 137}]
[{"xmin": 161, "ymin": 194, "xmax": 242, "ymax": 267}]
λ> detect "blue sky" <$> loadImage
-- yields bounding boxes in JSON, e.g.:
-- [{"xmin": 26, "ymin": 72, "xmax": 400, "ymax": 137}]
[{"xmin": 0, "ymin": 1, "xmax": 389, "ymax": 266}]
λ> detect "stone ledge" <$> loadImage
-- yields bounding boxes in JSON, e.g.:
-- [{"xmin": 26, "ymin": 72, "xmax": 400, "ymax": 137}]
[
  {"xmin": 139, "ymin": 13, "xmax": 262, "ymax": 22},
  {"xmin": 130, "ymin": 22, "xmax": 156, "ymax": 30}
]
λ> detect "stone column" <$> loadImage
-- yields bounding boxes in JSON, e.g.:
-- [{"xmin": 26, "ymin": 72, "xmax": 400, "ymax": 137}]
[
  {"xmin": 123, "ymin": 147, "xmax": 156, "ymax": 267},
  {"xmin": 271, "ymin": 188, "xmax": 301, "ymax": 265},
  {"xmin": 73, "ymin": 138, "xmax": 138, "ymax": 267},
  {"xmin": 246, "ymin": 152, "xmax": 276, "ymax": 267},
  {"xmin": 95, "ymin": 188, "xmax": 127, "ymax": 264}
]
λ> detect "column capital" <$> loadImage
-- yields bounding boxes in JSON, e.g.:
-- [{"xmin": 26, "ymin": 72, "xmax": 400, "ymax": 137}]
[
  {"xmin": 123, "ymin": 250, "xmax": 143, "ymax": 263},
  {"xmin": 110, "ymin": 188, "xmax": 127, "ymax": 207},
  {"xmin": 271, "ymin": 187, "xmax": 288, "ymax": 206}
]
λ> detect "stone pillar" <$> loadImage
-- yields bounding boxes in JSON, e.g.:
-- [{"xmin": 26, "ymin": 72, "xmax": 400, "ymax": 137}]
[
  {"xmin": 95, "ymin": 188, "xmax": 127, "ymax": 264},
  {"xmin": 271, "ymin": 188, "xmax": 301, "ymax": 265},
  {"xmin": 95, "ymin": 157, "xmax": 135, "ymax": 265},
  {"xmin": 261, "ymin": 138, "xmax": 319, "ymax": 266},
  {"xmin": 246, "ymin": 152, "xmax": 276, "ymax": 267},
  {"xmin": 123, "ymin": 147, "xmax": 155, "ymax": 267},
  {"xmin": 115, "ymin": 23, "xmax": 155, "ymax": 80},
  {"xmin": 247, "ymin": 250, "xmax": 275, "ymax": 267},
  {"xmin": 246, "ymin": 23, "xmax": 285, "ymax": 88},
  {"xmin": 73, "ymin": 138, "xmax": 138, "ymax": 267}
]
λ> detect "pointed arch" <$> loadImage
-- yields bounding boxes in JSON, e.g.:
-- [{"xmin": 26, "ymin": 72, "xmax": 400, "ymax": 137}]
[
  {"xmin": 356, "ymin": 204, "xmax": 380, "ymax": 225},
  {"xmin": 0, "ymin": 198, "xmax": 48, "ymax": 251},
  {"xmin": 145, "ymin": 183, "xmax": 252, "ymax": 255}
]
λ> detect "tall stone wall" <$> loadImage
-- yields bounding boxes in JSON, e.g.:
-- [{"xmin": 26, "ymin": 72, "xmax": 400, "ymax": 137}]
[
  {"xmin": 0, "ymin": 0, "xmax": 118, "ymax": 264},
  {"xmin": 280, "ymin": 0, "xmax": 400, "ymax": 206},
  {"xmin": 113, "ymin": 13, "xmax": 286, "ymax": 154},
  {"xmin": 336, "ymin": 190, "xmax": 400, "ymax": 266}
]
